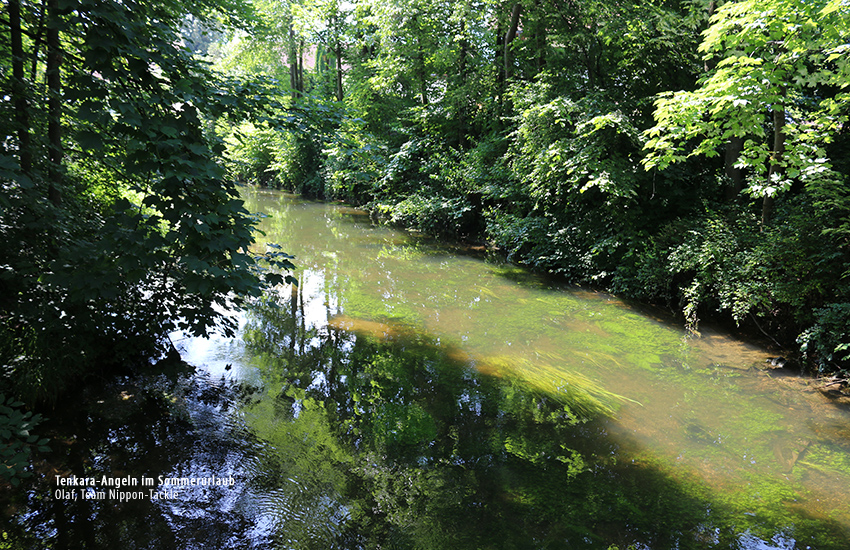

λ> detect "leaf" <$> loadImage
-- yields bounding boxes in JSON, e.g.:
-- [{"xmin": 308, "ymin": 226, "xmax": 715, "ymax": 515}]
[
  {"xmin": 77, "ymin": 130, "xmax": 104, "ymax": 150},
  {"xmin": 821, "ymin": 0, "xmax": 842, "ymax": 16}
]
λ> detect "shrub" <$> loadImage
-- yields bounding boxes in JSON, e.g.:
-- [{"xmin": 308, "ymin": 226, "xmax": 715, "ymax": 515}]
[
  {"xmin": 323, "ymin": 122, "xmax": 388, "ymax": 204},
  {"xmin": 798, "ymin": 304, "xmax": 850, "ymax": 375},
  {"xmin": 223, "ymin": 122, "xmax": 281, "ymax": 186},
  {"xmin": 0, "ymin": 394, "xmax": 49, "ymax": 486},
  {"xmin": 375, "ymin": 194, "xmax": 477, "ymax": 239}
]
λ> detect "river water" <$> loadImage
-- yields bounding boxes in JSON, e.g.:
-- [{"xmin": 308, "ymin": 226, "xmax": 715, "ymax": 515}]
[{"xmin": 8, "ymin": 188, "xmax": 850, "ymax": 549}]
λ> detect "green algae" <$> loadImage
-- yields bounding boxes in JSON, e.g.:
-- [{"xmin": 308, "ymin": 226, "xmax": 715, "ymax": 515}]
[{"xmin": 235, "ymin": 188, "xmax": 850, "ymax": 548}]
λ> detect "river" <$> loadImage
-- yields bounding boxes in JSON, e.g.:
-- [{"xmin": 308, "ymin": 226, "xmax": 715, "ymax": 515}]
[{"xmin": 7, "ymin": 188, "xmax": 850, "ymax": 549}]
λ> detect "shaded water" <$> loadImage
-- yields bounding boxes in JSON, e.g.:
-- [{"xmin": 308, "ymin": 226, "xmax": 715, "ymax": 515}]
[
  {"xmin": 6, "ymin": 189, "xmax": 849, "ymax": 549},
  {"xmin": 231, "ymin": 190, "xmax": 850, "ymax": 548},
  {"xmin": 4, "ymin": 367, "xmax": 274, "ymax": 549}
]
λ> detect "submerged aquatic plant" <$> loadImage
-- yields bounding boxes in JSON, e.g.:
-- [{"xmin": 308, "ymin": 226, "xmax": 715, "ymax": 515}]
[{"xmin": 472, "ymin": 354, "xmax": 633, "ymax": 419}]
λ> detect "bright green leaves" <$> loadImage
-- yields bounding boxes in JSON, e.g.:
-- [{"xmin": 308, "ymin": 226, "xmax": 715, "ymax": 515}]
[
  {"xmin": 667, "ymin": 211, "xmax": 773, "ymax": 327},
  {"xmin": 644, "ymin": 0, "xmax": 850, "ymax": 199},
  {"xmin": 511, "ymin": 82, "xmax": 643, "ymax": 207}
]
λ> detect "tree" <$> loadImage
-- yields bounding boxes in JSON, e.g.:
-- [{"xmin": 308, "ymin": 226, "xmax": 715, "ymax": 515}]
[
  {"xmin": 291, "ymin": 0, "xmax": 349, "ymax": 101},
  {"xmin": 214, "ymin": 0, "xmax": 308, "ymax": 92},
  {"xmin": 1, "ymin": 0, "xmax": 294, "ymax": 401},
  {"xmin": 643, "ymin": 0, "xmax": 850, "ymax": 223}
]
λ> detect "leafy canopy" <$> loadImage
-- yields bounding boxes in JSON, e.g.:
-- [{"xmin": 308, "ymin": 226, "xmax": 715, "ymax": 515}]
[
  {"xmin": 643, "ymin": 0, "xmax": 850, "ymax": 198},
  {"xmin": 1, "ymin": 0, "xmax": 295, "ymax": 400}
]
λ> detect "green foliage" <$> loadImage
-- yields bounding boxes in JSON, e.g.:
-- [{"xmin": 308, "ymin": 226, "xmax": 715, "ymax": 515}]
[
  {"xmin": 666, "ymin": 210, "xmax": 769, "ymax": 328},
  {"xmin": 213, "ymin": 0, "xmax": 297, "ymax": 82},
  {"xmin": 1, "ymin": 0, "xmax": 297, "ymax": 401},
  {"xmin": 613, "ymin": 197, "xmax": 850, "ymax": 341},
  {"xmin": 510, "ymin": 82, "xmax": 644, "ymax": 204},
  {"xmin": 644, "ymin": 0, "xmax": 850, "ymax": 200},
  {"xmin": 219, "ymin": 93, "xmax": 345, "ymax": 197},
  {"xmin": 484, "ymin": 212, "xmax": 597, "ymax": 280},
  {"xmin": 209, "ymin": 0, "xmax": 850, "ymax": 375},
  {"xmin": 810, "ymin": 169, "xmax": 850, "ymax": 243},
  {"xmin": 335, "ymin": 133, "xmax": 500, "ymax": 238},
  {"xmin": 323, "ymin": 122, "xmax": 388, "ymax": 204},
  {"xmin": 374, "ymin": 194, "xmax": 476, "ymax": 238},
  {"xmin": 274, "ymin": 131, "xmax": 325, "ymax": 196},
  {"xmin": 798, "ymin": 304, "xmax": 850, "ymax": 374},
  {"xmin": 0, "ymin": 394, "xmax": 49, "ymax": 486},
  {"xmin": 484, "ymin": 79, "xmax": 669, "ymax": 283},
  {"xmin": 224, "ymin": 122, "xmax": 282, "ymax": 186}
]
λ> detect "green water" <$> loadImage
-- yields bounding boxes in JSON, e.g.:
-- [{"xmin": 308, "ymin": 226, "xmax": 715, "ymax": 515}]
[{"xmin": 217, "ymin": 189, "xmax": 850, "ymax": 549}]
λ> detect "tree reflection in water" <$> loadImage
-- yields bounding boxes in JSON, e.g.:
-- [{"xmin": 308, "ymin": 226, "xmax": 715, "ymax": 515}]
[
  {"xmin": 5, "ymin": 369, "xmax": 271, "ymax": 550},
  {"xmin": 242, "ymin": 295, "xmax": 715, "ymax": 550}
]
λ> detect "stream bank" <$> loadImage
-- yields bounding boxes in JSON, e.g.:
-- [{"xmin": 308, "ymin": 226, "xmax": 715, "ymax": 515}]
[{"xmin": 5, "ymin": 189, "xmax": 850, "ymax": 549}]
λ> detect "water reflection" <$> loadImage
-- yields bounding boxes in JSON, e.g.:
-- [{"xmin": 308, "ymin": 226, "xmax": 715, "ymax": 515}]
[
  {"xmin": 241, "ymin": 298, "xmax": 708, "ymax": 549},
  {"xmin": 234, "ymin": 189, "xmax": 850, "ymax": 549},
  {"xmin": 11, "ymin": 189, "xmax": 849, "ymax": 549},
  {"xmin": 4, "ymin": 370, "xmax": 273, "ymax": 550}
]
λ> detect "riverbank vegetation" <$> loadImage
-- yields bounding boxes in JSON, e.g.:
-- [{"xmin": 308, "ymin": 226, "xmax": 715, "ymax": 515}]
[
  {"xmin": 214, "ymin": 0, "xmax": 850, "ymax": 376},
  {"xmin": 2, "ymin": 0, "xmax": 846, "ymax": 396},
  {"xmin": 4, "ymin": 1, "xmax": 850, "ymax": 544},
  {"xmin": 1, "ymin": 0, "xmax": 298, "ymax": 406},
  {"xmin": 2, "ymin": 0, "xmax": 849, "ymax": 493}
]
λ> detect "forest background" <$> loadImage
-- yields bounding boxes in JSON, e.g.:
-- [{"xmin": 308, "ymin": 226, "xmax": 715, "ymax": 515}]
[
  {"xmin": 212, "ymin": 0, "xmax": 850, "ymax": 374},
  {"xmin": 1, "ymin": 0, "xmax": 850, "ymax": 456}
]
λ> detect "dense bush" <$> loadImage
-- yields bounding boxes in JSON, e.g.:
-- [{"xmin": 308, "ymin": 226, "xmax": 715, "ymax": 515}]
[
  {"xmin": 799, "ymin": 304, "xmax": 850, "ymax": 375},
  {"xmin": 224, "ymin": 122, "xmax": 281, "ymax": 186},
  {"xmin": 374, "ymin": 194, "xmax": 477, "ymax": 239},
  {"xmin": 323, "ymin": 122, "xmax": 388, "ymax": 204},
  {"xmin": 607, "ymin": 195, "xmax": 850, "ymax": 363},
  {"xmin": 0, "ymin": 394, "xmax": 49, "ymax": 486},
  {"xmin": 1, "ymin": 0, "xmax": 298, "ymax": 404},
  {"xmin": 274, "ymin": 132, "xmax": 324, "ymax": 197}
]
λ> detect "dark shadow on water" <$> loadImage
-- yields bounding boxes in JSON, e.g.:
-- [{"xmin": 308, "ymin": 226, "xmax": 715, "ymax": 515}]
[
  {"xmin": 2, "ymin": 368, "xmax": 272, "ymax": 550},
  {"xmin": 8, "ymin": 191, "xmax": 848, "ymax": 549},
  {"xmin": 5, "ymin": 296, "xmax": 849, "ymax": 549},
  {"xmin": 238, "ymin": 299, "xmax": 850, "ymax": 550}
]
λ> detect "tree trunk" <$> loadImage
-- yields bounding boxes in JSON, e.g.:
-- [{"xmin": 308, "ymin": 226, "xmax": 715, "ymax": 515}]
[
  {"xmin": 335, "ymin": 42, "xmax": 343, "ymax": 102},
  {"xmin": 30, "ymin": 0, "xmax": 47, "ymax": 81},
  {"xmin": 47, "ymin": 0, "xmax": 63, "ymax": 206},
  {"xmin": 763, "ymin": 103, "xmax": 785, "ymax": 225},
  {"xmin": 8, "ymin": 0, "xmax": 33, "ymax": 175},
  {"xmin": 578, "ymin": 40, "xmax": 596, "ymax": 90},
  {"xmin": 704, "ymin": 1, "xmax": 716, "ymax": 72},
  {"xmin": 289, "ymin": 277, "xmax": 297, "ymax": 353},
  {"xmin": 297, "ymin": 39, "xmax": 304, "ymax": 94},
  {"xmin": 289, "ymin": 27, "xmax": 299, "ymax": 97},
  {"xmin": 504, "ymin": 3, "xmax": 522, "ymax": 80},
  {"xmin": 702, "ymin": 0, "xmax": 745, "ymax": 204}
]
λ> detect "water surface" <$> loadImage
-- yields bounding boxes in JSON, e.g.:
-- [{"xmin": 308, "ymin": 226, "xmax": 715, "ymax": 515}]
[
  {"xmin": 229, "ymin": 189, "xmax": 850, "ymax": 549},
  {"xmin": 9, "ymin": 189, "xmax": 849, "ymax": 549}
]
